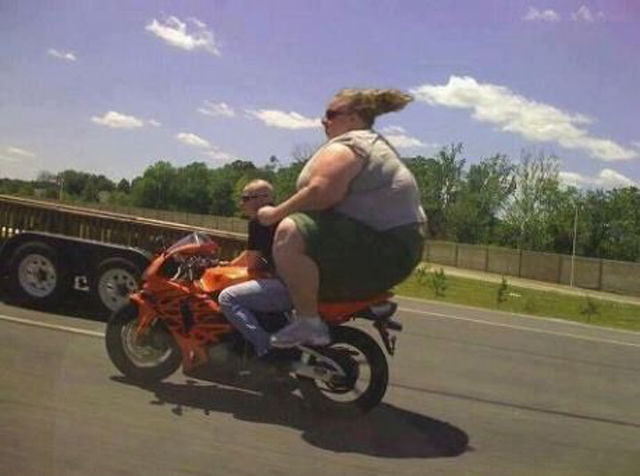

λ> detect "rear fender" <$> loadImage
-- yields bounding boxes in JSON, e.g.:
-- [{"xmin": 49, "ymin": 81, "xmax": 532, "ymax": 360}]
[
  {"xmin": 318, "ymin": 292, "xmax": 394, "ymax": 324},
  {"xmin": 355, "ymin": 301, "xmax": 402, "ymax": 356}
]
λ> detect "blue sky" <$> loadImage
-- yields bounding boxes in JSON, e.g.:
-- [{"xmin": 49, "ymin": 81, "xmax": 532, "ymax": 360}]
[{"xmin": 1, "ymin": 0, "xmax": 638, "ymax": 189}]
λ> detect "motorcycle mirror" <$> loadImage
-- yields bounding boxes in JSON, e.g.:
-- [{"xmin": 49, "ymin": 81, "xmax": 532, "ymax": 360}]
[{"xmin": 153, "ymin": 234, "xmax": 167, "ymax": 254}]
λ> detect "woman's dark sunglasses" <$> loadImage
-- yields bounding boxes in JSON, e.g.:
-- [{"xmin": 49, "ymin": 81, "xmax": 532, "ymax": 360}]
[{"xmin": 324, "ymin": 109, "xmax": 351, "ymax": 120}]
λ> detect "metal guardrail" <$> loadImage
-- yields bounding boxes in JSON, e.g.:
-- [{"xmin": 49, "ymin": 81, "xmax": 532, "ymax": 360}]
[
  {"xmin": 57, "ymin": 200, "xmax": 251, "ymax": 234},
  {"xmin": 0, "ymin": 195, "xmax": 247, "ymax": 259}
]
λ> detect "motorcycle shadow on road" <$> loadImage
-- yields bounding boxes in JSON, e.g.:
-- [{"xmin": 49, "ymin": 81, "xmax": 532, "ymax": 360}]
[{"xmin": 111, "ymin": 373, "xmax": 470, "ymax": 459}]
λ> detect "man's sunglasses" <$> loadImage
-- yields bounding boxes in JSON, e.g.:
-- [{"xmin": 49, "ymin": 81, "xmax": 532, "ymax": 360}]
[
  {"xmin": 324, "ymin": 109, "xmax": 351, "ymax": 121},
  {"xmin": 240, "ymin": 193, "xmax": 269, "ymax": 202}
]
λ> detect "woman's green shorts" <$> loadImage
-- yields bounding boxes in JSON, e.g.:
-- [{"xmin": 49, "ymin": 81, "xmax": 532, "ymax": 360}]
[{"xmin": 288, "ymin": 211, "xmax": 425, "ymax": 301}]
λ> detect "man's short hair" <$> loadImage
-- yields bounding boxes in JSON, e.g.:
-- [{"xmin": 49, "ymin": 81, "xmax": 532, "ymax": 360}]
[{"xmin": 244, "ymin": 179, "xmax": 274, "ymax": 195}]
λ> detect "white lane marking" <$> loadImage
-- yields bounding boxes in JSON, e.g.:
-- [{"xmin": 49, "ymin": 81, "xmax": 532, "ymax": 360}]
[
  {"xmin": 0, "ymin": 314, "xmax": 104, "ymax": 338},
  {"xmin": 2, "ymin": 308, "xmax": 639, "ymax": 350},
  {"xmin": 397, "ymin": 294, "xmax": 640, "ymax": 336},
  {"xmin": 398, "ymin": 307, "xmax": 640, "ymax": 348}
]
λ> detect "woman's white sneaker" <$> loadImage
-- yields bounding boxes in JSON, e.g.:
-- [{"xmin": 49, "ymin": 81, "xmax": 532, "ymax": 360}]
[{"xmin": 270, "ymin": 317, "xmax": 330, "ymax": 348}]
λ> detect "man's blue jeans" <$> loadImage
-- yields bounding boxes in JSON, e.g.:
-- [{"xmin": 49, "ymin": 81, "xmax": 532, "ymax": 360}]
[{"xmin": 218, "ymin": 278, "xmax": 292, "ymax": 357}]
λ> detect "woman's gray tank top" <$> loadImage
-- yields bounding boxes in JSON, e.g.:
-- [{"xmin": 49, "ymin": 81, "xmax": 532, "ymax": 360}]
[{"xmin": 296, "ymin": 129, "xmax": 426, "ymax": 231}]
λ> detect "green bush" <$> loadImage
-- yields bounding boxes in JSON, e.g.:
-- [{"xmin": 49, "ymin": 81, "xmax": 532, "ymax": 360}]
[
  {"xmin": 496, "ymin": 276, "xmax": 510, "ymax": 305},
  {"xmin": 580, "ymin": 295, "xmax": 600, "ymax": 320},
  {"xmin": 430, "ymin": 268, "xmax": 448, "ymax": 297}
]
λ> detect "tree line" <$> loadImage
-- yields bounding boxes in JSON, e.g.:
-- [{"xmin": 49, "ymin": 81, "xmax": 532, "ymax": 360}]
[{"xmin": 1, "ymin": 144, "xmax": 638, "ymax": 262}]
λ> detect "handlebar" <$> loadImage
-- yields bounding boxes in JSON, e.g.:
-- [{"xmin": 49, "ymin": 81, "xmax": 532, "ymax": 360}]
[{"xmin": 172, "ymin": 254, "xmax": 219, "ymax": 281}]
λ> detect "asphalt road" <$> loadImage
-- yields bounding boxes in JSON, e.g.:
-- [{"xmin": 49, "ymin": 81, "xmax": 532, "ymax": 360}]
[{"xmin": 1, "ymin": 291, "xmax": 640, "ymax": 475}]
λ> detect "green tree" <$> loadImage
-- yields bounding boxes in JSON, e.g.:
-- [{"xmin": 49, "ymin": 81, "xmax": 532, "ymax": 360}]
[
  {"xmin": 272, "ymin": 159, "xmax": 306, "ymax": 203},
  {"xmin": 117, "ymin": 178, "xmax": 131, "ymax": 194},
  {"xmin": 448, "ymin": 154, "xmax": 516, "ymax": 243},
  {"xmin": 405, "ymin": 143, "xmax": 465, "ymax": 238},
  {"xmin": 82, "ymin": 179, "xmax": 99, "ymax": 202},
  {"xmin": 58, "ymin": 170, "xmax": 88, "ymax": 197},
  {"xmin": 207, "ymin": 160, "xmax": 258, "ymax": 215},
  {"xmin": 544, "ymin": 185, "xmax": 583, "ymax": 255},
  {"xmin": 501, "ymin": 151, "xmax": 560, "ymax": 251},
  {"xmin": 174, "ymin": 162, "xmax": 212, "ymax": 214},
  {"xmin": 599, "ymin": 187, "xmax": 640, "ymax": 261},
  {"xmin": 130, "ymin": 161, "xmax": 178, "ymax": 209}
]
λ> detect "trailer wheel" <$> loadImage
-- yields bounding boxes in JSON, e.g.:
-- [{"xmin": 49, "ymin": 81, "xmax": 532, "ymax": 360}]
[
  {"xmin": 7, "ymin": 241, "xmax": 72, "ymax": 307},
  {"xmin": 91, "ymin": 258, "xmax": 142, "ymax": 315}
]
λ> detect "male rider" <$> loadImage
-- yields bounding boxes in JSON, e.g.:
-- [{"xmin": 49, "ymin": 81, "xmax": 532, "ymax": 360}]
[{"xmin": 217, "ymin": 180, "xmax": 292, "ymax": 357}]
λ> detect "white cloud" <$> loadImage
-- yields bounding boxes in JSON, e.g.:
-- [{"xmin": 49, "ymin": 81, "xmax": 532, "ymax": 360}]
[
  {"xmin": 175, "ymin": 132, "xmax": 235, "ymax": 162},
  {"xmin": 47, "ymin": 48, "xmax": 77, "ymax": 61},
  {"xmin": 632, "ymin": 141, "xmax": 640, "ymax": 149},
  {"xmin": 410, "ymin": 75, "xmax": 637, "ymax": 162},
  {"xmin": 198, "ymin": 101, "xmax": 236, "ymax": 117},
  {"xmin": 148, "ymin": 119, "xmax": 162, "ymax": 127},
  {"xmin": 6, "ymin": 146, "xmax": 36, "ymax": 158},
  {"xmin": 0, "ymin": 155, "xmax": 20, "ymax": 163},
  {"xmin": 571, "ymin": 5, "xmax": 604, "ymax": 23},
  {"xmin": 145, "ymin": 16, "xmax": 220, "ymax": 55},
  {"xmin": 386, "ymin": 135, "xmax": 428, "ymax": 149},
  {"xmin": 91, "ymin": 111, "xmax": 145, "ymax": 129},
  {"xmin": 598, "ymin": 169, "xmax": 636, "ymax": 188},
  {"xmin": 380, "ymin": 126, "xmax": 436, "ymax": 149},
  {"xmin": 523, "ymin": 7, "xmax": 560, "ymax": 22},
  {"xmin": 559, "ymin": 169, "xmax": 637, "ymax": 189},
  {"xmin": 246, "ymin": 109, "xmax": 321, "ymax": 129},
  {"xmin": 189, "ymin": 17, "xmax": 207, "ymax": 29},
  {"xmin": 206, "ymin": 147, "xmax": 236, "ymax": 162},
  {"xmin": 559, "ymin": 171, "xmax": 590, "ymax": 188},
  {"xmin": 380, "ymin": 126, "xmax": 407, "ymax": 135},
  {"xmin": 1, "ymin": 146, "xmax": 36, "ymax": 164},
  {"xmin": 176, "ymin": 132, "xmax": 211, "ymax": 148}
]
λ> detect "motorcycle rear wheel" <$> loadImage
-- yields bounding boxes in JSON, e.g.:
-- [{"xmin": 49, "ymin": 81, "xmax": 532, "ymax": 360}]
[
  {"xmin": 297, "ymin": 326, "xmax": 389, "ymax": 416},
  {"xmin": 105, "ymin": 302, "xmax": 181, "ymax": 383}
]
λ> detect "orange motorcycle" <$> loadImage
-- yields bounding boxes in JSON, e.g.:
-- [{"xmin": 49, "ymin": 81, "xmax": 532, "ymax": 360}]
[{"xmin": 105, "ymin": 232, "xmax": 402, "ymax": 414}]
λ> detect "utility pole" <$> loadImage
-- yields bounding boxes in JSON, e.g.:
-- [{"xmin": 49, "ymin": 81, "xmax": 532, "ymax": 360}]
[
  {"xmin": 569, "ymin": 203, "xmax": 579, "ymax": 287},
  {"xmin": 57, "ymin": 175, "xmax": 64, "ymax": 201}
]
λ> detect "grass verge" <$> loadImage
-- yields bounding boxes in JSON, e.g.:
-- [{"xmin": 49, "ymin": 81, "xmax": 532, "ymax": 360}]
[{"xmin": 394, "ymin": 269, "xmax": 640, "ymax": 332}]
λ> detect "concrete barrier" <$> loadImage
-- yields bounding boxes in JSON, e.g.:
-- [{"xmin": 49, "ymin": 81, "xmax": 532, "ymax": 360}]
[
  {"xmin": 423, "ymin": 239, "xmax": 640, "ymax": 297},
  {"xmin": 559, "ymin": 256, "xmax": 601, "ymax": 289},
  {"xmin": 601, "ymin": 260, "xmax": 640, "ymax": 295},
  {"xmin": 456, "ymin": 244, "xmax": 487, "ymax": 271},
  {"xmin": 425, "ymin": 241, "xmax": 457, "ymax": 266},
  {"xmin": 487, "ymin": 246, "xmax": 520, "ymax": 276},
  {"xmin": 520, "ymin": 250, "xmax": 562, "ymax": 283}
]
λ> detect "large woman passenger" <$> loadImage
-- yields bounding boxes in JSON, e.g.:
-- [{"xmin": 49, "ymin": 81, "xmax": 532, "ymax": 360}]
[{"xmin": 258, "ymin": 88, "xmax": 427, "ymax": 347}]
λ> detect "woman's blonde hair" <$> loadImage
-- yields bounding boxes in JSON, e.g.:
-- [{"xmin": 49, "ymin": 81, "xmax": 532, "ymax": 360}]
[{"xmin": 334, "ymin": 88, "xmax": 413, "ymax": 127}]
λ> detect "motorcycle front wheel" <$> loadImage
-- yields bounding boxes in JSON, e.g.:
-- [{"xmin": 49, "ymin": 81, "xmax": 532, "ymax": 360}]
[
  {"xmin": 297, "ymin": 325, "xmax": 389, "ymax": 416},
  {"xmin": 105, "ymin": 302, "xmax": 182, "ymax": 383}
]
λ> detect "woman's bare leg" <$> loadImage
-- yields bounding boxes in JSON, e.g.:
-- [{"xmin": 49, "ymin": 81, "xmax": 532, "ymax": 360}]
[
  {"xmin": 272, "ymin": 218, "xmax": 318, "ymax": 316},
  {"xmin": 270, "ymin": 218, "xmax": 329, "ymax": 347}
]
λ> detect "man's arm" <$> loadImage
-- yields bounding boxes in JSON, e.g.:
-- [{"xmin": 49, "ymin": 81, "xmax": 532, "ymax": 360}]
[
  {"xmin": 229, "ymin": 250, "xmax": 266, "ymax": 271},
  {"xmin": 228, "ymin": 250, "xmax": 248, "ymax": 266}
]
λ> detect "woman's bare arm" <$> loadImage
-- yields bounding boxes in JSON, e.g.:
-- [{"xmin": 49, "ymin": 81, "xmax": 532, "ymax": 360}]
[{"xmin": 258, "ymin": 143, "xmax": 363, "ymax": 225}]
